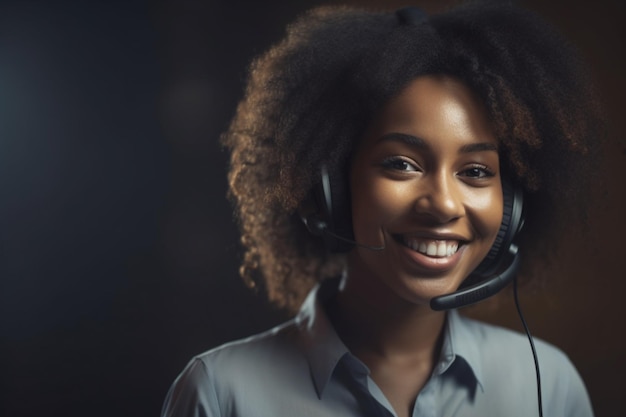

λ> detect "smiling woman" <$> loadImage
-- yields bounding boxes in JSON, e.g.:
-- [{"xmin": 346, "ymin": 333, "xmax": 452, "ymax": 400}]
[
  {"xmin": 347, "ymin": 76, "xmax": 504, "ymax": 308},
  {"xmin": 162, "ymin": 3, "xmax": 602, "ymax": 417}
]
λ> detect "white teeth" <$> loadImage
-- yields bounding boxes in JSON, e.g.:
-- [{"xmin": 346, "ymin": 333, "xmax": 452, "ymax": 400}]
[
  {"xmin": 437, "ymin": 242, "xmax": 446, "ymax": 257},
  {"xmin": 403, "ymin": 237, "xmax": 459, "ymax": 258}
]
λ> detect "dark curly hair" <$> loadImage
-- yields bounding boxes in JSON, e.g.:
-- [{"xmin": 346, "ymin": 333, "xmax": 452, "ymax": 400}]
[{"xmin": 222, "ymin": 3, "xmax": 602, "ymax": 313}]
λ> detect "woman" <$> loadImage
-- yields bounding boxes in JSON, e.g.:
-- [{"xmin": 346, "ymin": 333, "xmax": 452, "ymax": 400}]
[{"xmin": 162, "ymin": 3, "xmax": 601, "ymax": 417}]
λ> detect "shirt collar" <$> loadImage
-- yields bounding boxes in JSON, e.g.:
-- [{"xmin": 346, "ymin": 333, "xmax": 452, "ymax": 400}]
[
  {"xmin": 296, "ymin": 279, "xmax": 484, "ymax": 397},
  {"xmin": 296, "ymin": 277, "xmax": 350, "ymax": 399},
  {"xmin": 438, "ymin": 309, "xmax": 484, "ymax": 391}
]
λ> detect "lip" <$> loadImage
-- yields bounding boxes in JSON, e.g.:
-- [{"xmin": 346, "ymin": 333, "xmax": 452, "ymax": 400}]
[
  {"xmin": 391, "ymin": 232, "xmax": 469, "ymax": 276},
  {"xmin": 393, "ymin": 231, "xmax": 469, "ymax": 242}
]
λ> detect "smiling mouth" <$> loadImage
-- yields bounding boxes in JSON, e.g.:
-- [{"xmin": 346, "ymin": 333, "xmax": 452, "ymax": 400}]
[{"xmin": 396, "ymin": 236, "xmax": 462, "ymax": 258}]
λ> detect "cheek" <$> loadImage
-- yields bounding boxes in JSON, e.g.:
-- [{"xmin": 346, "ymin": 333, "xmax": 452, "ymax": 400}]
[
  {"xmin": 351, "ymin": 176, "xmax": 412, "ymax": 233},
  {"xmin": 466, "ymin": 187, "xmax": 504, "ymax": 242}
]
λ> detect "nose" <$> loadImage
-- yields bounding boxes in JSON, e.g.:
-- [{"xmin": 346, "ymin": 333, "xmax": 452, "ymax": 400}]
[{"xmin": 413, "ymin": 172, "xmax": 465, "ymax": 223}]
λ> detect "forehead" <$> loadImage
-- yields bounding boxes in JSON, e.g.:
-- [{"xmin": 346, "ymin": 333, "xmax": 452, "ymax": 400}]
[{"xmin": 362, "ymin": 75, "xmax": 497, "ymax": 148}]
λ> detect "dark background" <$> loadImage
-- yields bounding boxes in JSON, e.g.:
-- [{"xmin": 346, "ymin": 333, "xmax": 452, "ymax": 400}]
[{"xmin": 0, "ymin": 0, "xmax": 624, "ymax": 416}]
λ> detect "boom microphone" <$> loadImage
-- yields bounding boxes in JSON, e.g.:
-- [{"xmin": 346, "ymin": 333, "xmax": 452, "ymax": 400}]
[
  {"xmin": 301, "ymin": 215, "xmax": 385, "ymax": 251},
  {"xmin": 430, "ymin": 244, "xmax": 520, "ymax": 310}
]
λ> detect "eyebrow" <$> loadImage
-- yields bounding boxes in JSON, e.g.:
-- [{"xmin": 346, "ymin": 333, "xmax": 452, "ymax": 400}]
[
  {"xmin": 458, "ymin": 142, "xmax": 498, "ymax": 153},
  {"xmin": 377, "ymin": 132, "xmax": 427, "ymax": 148},
  {"xmin": 377, "ymin": 132, "xmax": 498, "ymax": 153}
]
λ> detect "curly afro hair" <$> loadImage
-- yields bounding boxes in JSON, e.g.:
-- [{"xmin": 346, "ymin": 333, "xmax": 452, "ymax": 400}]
[{"xmin": 222, "ymin": 3, "xmax": 602, "ymax": 313}]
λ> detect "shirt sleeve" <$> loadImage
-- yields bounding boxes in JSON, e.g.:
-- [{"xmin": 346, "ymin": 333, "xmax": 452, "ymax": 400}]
[
  {"xmin": 161, "ymin": 357, "xmax": 221, "ymax": 417},
  {"xmin": 562, "ymin": 357, "xmax": 594, "ymax": 417}
]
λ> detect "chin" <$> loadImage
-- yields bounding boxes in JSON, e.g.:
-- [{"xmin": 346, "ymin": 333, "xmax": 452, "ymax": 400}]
[{"xmin": 392, "ymin": 272, "xmax": 468, "ymax": 308}]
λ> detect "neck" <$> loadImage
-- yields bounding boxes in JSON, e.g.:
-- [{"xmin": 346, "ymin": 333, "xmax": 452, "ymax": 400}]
[{"xmin": 326, "ymin": 272, "xmax": 447, "ymax": 360}]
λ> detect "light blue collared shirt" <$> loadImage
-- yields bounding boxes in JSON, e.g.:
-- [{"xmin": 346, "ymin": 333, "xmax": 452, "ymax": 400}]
[{"xmin": 162, "ymin": 279, "xmax": 593, "ymax": 417}]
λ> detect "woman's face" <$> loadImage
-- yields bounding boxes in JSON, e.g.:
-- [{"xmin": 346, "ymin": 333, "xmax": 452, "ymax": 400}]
[{"xmin": 348, "ymin": 75, "xmax": 503, "ymax": 307}]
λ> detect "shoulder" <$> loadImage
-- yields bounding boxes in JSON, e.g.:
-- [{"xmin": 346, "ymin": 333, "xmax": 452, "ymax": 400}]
[
  {"xmin": 456, "ymin": 314, "xmax": 593, "ymax": 416},
  {"xmin": 457, "ymin": 313, "xmax": 574, "ymax": 375},
  {"xmin": 161, "ymin": 319, "xmax": 312, "ymax": 417},
  {"xmin": 193, "ymin": 318, "xmax": 305, "ymax": 379}
]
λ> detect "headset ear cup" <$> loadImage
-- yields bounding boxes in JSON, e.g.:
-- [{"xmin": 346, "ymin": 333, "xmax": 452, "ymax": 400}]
[
  {"xmin": 326, "ymin": 168, "xmax": 354, "ymax": 252},
  {"xmin": 302, "ymin": 164, "xmax": 354, "ymax": 253},
  {"xmin": 471, "ymin": 178, "xmax": 525, "ymax": 279}
]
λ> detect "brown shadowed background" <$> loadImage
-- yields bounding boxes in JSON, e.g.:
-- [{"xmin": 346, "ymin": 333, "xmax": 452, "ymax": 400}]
[{"xmin": 0, "ymin": 0, "xmax": 623, "ymax": 416}]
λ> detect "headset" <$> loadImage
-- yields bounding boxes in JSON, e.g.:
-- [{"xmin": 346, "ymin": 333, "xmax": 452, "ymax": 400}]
[{"xmin": 301, "ymin": 164, "xmax": 525, "ymax": 311}]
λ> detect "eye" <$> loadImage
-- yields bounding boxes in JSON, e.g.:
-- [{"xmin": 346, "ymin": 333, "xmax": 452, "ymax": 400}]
[
  {"xmin": 380, "ymin": 156, "xmax": 419, "ymax": 172},
  {"xmin": 459, "ymin": 165, "xmax": 495, "ymax": 179}
]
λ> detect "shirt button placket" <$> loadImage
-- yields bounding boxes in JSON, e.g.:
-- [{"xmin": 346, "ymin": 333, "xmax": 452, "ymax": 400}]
[{"xmin": 412, "ymin": 379, "xmax": 436, "ymax": 417}]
